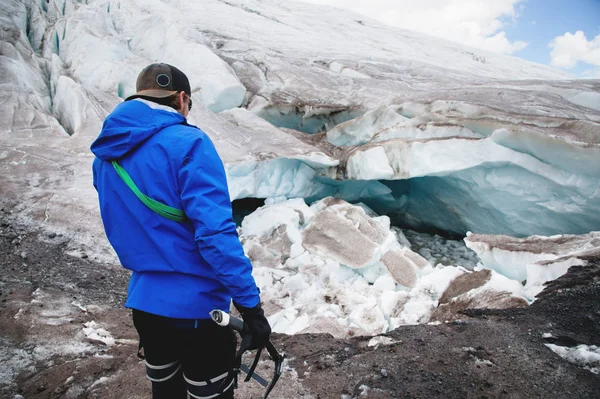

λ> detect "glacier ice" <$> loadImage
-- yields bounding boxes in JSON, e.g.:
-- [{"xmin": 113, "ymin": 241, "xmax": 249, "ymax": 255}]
[
  {"xmin": 465, "ymin": 232, "xmax": 600, "ymax": 299},
  {"xmin": 326, "ymin": 105, "xmax": 483, "ymax": 147},
  {"xmin": 545, "ymin": 343, "xmax": 600, "ymax": 375},
  {"xmin": 240, "ymin": 198, "xmax": 532, "ymax": 336}
]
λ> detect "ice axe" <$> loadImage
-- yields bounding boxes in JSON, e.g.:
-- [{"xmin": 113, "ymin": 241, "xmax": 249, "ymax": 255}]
[{"xmin": 210, "ymin": 309, "xmax": 284, "ymax": 399}]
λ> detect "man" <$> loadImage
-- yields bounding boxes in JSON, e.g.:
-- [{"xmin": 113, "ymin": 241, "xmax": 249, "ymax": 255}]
[{"xmin": 91, "ymin": 63, "xmax": 270, "ymax": 398}]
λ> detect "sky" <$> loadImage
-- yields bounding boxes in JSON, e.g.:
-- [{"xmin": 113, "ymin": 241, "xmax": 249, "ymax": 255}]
[{"xmin": 300, "ymin": 0, "xmax": 600, "ymax": 78}]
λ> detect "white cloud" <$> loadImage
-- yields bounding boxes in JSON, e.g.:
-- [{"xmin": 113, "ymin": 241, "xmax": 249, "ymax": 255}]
[
  {"xmin": 548, "ymin": 31, "xmax": 600, "ymax": 69},
  {"xmin": 581, "ymin": 68, "xmax": 600, "ymax": 79},
  {"xmin": 300, "ymin": 0, "xmax": 528, "ymax": 54}
]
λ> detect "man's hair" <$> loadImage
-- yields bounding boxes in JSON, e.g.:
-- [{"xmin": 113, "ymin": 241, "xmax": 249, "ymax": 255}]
[{"xmin": 147, "ymin": 92, "xmax": 189, "ymax": 111}]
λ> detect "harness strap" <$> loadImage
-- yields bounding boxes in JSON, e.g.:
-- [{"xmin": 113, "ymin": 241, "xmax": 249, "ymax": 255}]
[{"xmin": 111, "ymin": 160, "xmax": 187, "ymax": 222}]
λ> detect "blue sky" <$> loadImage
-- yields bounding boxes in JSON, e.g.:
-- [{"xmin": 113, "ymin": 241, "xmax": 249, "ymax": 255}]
[
  {"xmin": 505, "ymin": 0, "xmax": 600, "ymax": 76},
  {"xmin": 302, "ymin": 0, "xmax": 600, "ymax": 78}
]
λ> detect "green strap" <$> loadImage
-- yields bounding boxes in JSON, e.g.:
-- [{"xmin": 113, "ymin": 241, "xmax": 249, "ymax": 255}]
[{"xmin": 111, "ymin": 160, "xmax": 187, "ymax": 222}]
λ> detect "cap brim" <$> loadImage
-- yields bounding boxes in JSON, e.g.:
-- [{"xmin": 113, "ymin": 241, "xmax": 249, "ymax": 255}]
[{"xmin": 125, "ymin": 89, "xmax": 178, "ymax": 101}]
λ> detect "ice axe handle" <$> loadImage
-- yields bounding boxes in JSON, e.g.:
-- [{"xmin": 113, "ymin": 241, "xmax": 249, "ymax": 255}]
[
  {"xmin": 210, "ymin": 309, "xmax": 245, "ymax": 332},
  {"xmin": 210, "ymin": 309, "xmax": 284, "ymax": 399}
]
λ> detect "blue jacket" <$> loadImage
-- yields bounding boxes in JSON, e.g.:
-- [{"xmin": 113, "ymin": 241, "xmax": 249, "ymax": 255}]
[{"xmin": 91, "ymin": 99, "xmax": 260, "ymax": 319}]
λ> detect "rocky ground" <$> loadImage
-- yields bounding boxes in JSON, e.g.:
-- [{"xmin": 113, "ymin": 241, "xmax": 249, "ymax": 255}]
[{"xmin": 1, "ymin": 209, "xmax": 599, "ymax": 399}]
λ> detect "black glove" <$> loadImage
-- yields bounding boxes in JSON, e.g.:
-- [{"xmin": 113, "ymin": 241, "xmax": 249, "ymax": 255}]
[{"xmin": 233, "ymin": 301, "xmax": 271, "ymax": 350}]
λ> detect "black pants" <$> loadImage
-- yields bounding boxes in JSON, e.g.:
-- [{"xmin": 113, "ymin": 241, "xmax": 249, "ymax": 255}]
[{"xmin": 132, "ymin": 309, "xmax": 236, "ymax": 399}]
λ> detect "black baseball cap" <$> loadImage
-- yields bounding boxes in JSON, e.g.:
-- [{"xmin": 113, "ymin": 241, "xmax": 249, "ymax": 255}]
[{"xmin": 126, "ymin": 63, "xmax": 191, "ymax": 101}]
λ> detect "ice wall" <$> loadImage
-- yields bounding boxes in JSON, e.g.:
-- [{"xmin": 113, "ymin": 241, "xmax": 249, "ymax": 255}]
[{"xmin": 319, "ymin": 102, "xmax": 600, "ymax": 237}]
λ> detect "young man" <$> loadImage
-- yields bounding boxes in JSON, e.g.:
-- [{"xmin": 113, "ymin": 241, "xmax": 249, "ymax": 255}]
[{"xmin": 91, "ymin": 63, "xmax": 270, "ymax": 398}]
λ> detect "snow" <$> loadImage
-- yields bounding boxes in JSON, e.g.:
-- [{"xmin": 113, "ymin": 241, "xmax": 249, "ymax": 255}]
[
  {"xmin": 90, "ymin": 376, "xmax": 110, "ymax": 388},
  {"xmin": 367, "ymin": 336, "xmax": 397, "ymax": 348},
  {"xmin": 545, "ymin": 344, "xmax": 600, "ymax": 375},
  {"xmin": 83, "ymin": 321, "xmax": 116, "ymax": 347},
  {"xmin": 475, "ymin": 358, "xmax": 494, "ymax": 367},
  {"xmin": 359, "ymin": 384, "xmax": 371, "ymax": 396}
]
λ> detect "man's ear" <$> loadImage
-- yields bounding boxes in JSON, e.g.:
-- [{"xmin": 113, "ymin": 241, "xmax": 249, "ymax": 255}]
[{"xmin": 177, "ymin": 91, "xmax": 186, "ymax": 115}]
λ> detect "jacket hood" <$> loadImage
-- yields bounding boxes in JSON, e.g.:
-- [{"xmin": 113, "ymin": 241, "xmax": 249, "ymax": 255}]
[{"xmin": 91, "ymin": 99, "xmax": 185, "ymax": 160}]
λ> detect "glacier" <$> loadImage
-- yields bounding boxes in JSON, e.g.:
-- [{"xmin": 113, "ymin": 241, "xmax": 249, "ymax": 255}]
[
  {"xmin": 1, "ymin": 0, "xmax": 600, "ymax": 338},
  {"xmin": 2, "ymin": 0, "xmax": 599, "ymax": 239}
]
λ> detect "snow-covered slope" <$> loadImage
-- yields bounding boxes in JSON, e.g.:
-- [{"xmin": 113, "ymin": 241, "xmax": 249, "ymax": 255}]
[{"xmin": 2, "ymin": 0, "xmax": 599, "ymax": 241}]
